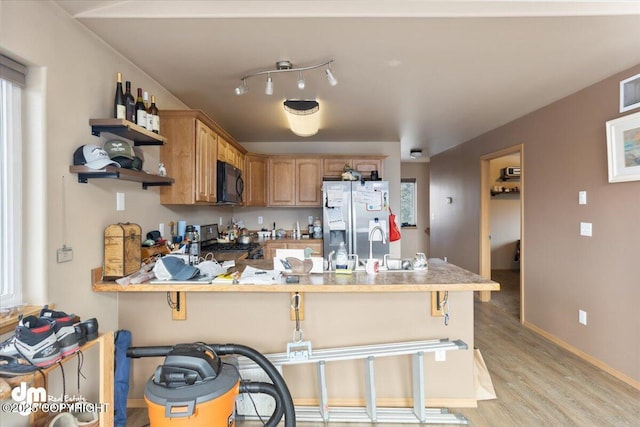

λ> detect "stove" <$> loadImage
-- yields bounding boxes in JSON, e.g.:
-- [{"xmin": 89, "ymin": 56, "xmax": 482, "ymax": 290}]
[{"xmin": 195, "ymin": 223, "xmax": 263, "ymax": 259}]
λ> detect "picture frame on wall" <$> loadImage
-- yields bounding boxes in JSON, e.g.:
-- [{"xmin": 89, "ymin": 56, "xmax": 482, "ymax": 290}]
[
  {"xmin": 606, "ymin": 111, "xmax": 640, "ymax": 183},
  {"xmin": 619, "ymin": 72, "xmax": 640, "ymax": 113}
]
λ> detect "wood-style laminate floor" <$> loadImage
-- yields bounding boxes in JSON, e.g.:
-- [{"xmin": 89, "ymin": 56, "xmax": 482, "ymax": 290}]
[{"xmin": 126, "ymin": 269, "xmax": 639, "ymax": 426}]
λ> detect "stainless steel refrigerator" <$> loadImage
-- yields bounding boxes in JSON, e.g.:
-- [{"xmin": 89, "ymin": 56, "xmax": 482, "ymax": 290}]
[{"xmin": 322, "ymin": 180, "xmax": 389, "ymax": 263}]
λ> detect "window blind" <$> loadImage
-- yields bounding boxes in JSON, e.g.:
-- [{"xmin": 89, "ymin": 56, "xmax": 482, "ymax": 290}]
[{"xmin": 0, "ymin": 54, "xmax": 26, "ymax": 87}]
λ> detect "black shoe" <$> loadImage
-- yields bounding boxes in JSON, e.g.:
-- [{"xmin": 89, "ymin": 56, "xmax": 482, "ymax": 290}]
[
  {"xmin": 81, "ymin": 318, "xmax": 99, "ymax": 342},
  {"xmin": 74, "ymin": 323, "xmax": 88, "ymax": 347}
]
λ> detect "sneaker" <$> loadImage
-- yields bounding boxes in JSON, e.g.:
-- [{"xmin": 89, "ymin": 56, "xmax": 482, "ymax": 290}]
[
  {"xmin": 0, "ymin": 315, "xmax": 62, "ymax": 367},
  {"xmin": 40, "ymin": 306, "xmax": 80, "ymax": 356},
  {"xmin": 0, "ymin": 354, "xmax": 39, "ymax": 377}
]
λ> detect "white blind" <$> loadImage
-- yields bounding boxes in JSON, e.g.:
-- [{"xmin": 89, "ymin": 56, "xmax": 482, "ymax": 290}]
[{"xmin": 0, "ymin": 54, "xmax": 26, "ymax": 87}]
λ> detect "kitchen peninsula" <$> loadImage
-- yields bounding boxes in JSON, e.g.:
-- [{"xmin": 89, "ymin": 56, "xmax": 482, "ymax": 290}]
[{"xmin": 92, "ymin": 258, "xmax": 498, "ymax": 411}]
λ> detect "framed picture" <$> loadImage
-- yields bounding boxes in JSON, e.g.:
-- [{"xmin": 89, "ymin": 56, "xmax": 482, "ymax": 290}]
[
  {"xmin": 606, "ymin": 111, "xmax": 640, "ymax": 183},
  {"xmin": 619, "ymin": 72, "xmax": 640, "ymax": 113}
]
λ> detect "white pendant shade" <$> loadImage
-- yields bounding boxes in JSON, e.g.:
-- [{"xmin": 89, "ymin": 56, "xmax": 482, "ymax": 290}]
[{"xmin": 284, "ymin": 100, "xmax": 320, "ymax": 137}]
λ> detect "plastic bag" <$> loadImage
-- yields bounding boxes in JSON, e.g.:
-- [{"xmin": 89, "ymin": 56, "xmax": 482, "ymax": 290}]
[{"xmin": 389, "ymin": 209, "xmax": 401, "ymax": 242}]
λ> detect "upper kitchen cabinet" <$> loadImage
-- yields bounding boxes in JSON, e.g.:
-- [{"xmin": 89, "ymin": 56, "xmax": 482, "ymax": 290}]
[
  {"xmin": 244, "ymin": 153, "xmax": 268, "ymax": 207},
  {"xmin": 268, "ymin": 157, "xmax": 322, "ymax": 207},
  {"xmin": 322, "ymin": 156, "xmax": 385, "ymax": 180},
  {"xmin": 218, "ymin": 135, "xmax": 245, "ymax": 171},
  {"xmin": 159, "ymin": 110, "xmax": 245, "ymax": 205}
]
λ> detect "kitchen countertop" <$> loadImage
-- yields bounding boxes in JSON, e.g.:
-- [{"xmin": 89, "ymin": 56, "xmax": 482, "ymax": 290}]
[{"xmin": 91, "ymin": 258, "xmax": 499, "ymax": 293}]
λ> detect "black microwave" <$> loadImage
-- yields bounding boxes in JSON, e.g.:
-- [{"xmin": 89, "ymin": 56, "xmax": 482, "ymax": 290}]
[{"xmin": 217, "ymin": 161, "xmax": 244, "ymax": 204}]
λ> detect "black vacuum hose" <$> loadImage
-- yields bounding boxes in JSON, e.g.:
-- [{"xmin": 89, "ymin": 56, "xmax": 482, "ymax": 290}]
[
  {"xmin": 239, "ymin": 381, "xmax": 284, "ymax": 427},
  {"xmin": 212, "ymin": 344, "xmax": 295, "ymax": 427}
]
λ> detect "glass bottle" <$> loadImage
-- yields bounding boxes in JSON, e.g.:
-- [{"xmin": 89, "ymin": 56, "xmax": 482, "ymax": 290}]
[
  {"xmin": 113, "ymin": 72, "xmax": 125, "ymax": 119},
  {"xmin": 148, "ymin": 95, "xmax": 160, "ymax": 134},
  {"xmin": 135, "ymin": 88, "xmax": 146, "ymax": 127},
  {"xmin": 124, "ymin": 81, "xmax": 135, "ymax": 123}
]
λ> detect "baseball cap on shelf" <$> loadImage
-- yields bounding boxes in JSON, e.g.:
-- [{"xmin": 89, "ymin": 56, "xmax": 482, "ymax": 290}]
[
  {"xmin": 153, "ymin": 256, "xmax": 200, "ymax": 281},
  {"xmin": 104, "ymin": 139, "xmax": 143, "ymax": 170},
  {"xmin": 73, "ymin": 144, "xmax": 120, "ymax": 170}
]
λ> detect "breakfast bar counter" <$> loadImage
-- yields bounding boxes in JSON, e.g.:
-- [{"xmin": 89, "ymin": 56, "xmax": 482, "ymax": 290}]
[{"xmin": 91, "ymin": 258, "xmax": 499, "ymax": 293}]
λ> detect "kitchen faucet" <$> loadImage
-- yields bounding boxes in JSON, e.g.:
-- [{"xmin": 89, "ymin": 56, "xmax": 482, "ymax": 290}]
[
  {"xmin": 326, "ymin": 250, "xmax": 336, "ymax": 271},
  {"xmin": 369, "ymin": 225, "xmax": 387, "ymax": 261}
]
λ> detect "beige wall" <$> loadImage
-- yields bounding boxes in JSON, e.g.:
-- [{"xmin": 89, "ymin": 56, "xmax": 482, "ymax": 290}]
[
  {"xmin": 430, "ymin": 64, "xmax": 640, "ymax": 384},
  {"xmin": 399, "ymin": 162, "xmax": 430, "ymax": 258}
]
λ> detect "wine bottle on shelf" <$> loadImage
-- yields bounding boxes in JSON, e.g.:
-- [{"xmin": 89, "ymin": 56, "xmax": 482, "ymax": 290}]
[
  {"xmin": 148, "ymin": 95, "xmax": 160, "ymax": 134},
  {"xmin": 114, "ymin": 72, "xmax": 125, "ymax": 119},
  {"xmin": 135, "ymin": 88, "xmax": 147, "ymax": 128},
  {"xmin": 143, "ymin": 91, "xmax": 151, "ymax": 130},
  {"xmin": 124, "ymin": 81, "xmax": 135, "ymax": 123}
]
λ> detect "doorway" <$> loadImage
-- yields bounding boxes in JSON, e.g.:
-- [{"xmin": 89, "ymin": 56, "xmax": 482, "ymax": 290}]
[{"xmin": 479, "ymin": 145, "xmax": 524, "ymax": 322}]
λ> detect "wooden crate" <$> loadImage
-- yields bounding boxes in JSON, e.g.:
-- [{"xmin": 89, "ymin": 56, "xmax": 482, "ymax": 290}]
[{"xmin": 103, "ymin": 223, "xmax": 141, "ymax": 279}]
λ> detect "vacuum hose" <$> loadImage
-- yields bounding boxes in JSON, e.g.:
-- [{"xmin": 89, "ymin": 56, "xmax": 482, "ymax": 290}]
[
  {"xmin": 239, "ymin": 381, "xmax": 283, "ymax": 427},
  {"xmin": 127, "ymin": 343, "xmax": 296, "ymax": 427},
  {"xmin": 212, "ymin": 344, "xmax": 295, "ymax": 427}
]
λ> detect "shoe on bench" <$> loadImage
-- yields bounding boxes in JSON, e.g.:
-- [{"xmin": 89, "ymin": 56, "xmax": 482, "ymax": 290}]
[
  {"xmin": 0, "ymin": 315, "xmax": 62, "ymax": 368},
  {"xmin": 40, "ymin": 306, "xmax": 80, "ymax": 357}
]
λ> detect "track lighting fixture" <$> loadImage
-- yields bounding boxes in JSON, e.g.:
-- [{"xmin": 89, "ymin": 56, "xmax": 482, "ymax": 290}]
[{"xmin": 234, "ymin": 59, "xmax": 337, "ymax": 96}]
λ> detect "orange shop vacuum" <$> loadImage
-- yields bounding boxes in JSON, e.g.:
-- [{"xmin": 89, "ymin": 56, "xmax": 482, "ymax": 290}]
[{"xmin": 127, "ymin": 342, "xmax": 295, "ymax": 427}]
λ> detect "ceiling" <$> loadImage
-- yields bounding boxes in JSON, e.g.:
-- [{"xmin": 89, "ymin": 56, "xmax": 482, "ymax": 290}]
[{"xmin": 54, "ymin": 1, "xmax": 640, "ymax": 160}]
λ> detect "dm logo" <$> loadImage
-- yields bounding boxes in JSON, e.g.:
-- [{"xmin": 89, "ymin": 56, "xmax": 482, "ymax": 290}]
[{"xmin": 11, "ymin": 381, "xmax": 46, "ymax": 415}]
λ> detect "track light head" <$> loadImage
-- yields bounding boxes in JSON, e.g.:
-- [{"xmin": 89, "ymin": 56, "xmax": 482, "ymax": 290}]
[
  {"xmin": 265, "ymin": 74, "xmax": 273, "ymax": 95},
  {"xmin": 234, "ymin": 79, "xmax": 248, "ymax": 96},
  {"xmin": 326, "ymin": 68, "xmax": 338, "ymax": 86}
]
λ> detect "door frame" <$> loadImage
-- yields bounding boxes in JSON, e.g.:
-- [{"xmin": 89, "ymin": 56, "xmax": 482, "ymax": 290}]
[{"xmin": 479, "ymin": 144, "xmax": 525, "ymax": 322}]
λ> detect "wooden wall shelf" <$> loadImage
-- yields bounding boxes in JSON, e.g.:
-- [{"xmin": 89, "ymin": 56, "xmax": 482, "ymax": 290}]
[
  {"xmin": 69, "ymin": 165, "xmax": 174, "ymax": 189},
  {"xmin": 89, "ymin": 118, "xmax": 167, "ymax": 146}
]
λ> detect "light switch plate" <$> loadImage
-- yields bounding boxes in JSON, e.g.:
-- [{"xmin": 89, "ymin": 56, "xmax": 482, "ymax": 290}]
[
  {"xmin": 579, "ymin": 309, "xmax": 587, "ymax": 325},
  {"xmin": 580, "ymin": 222, "xmax": 592, "ymax": 237},
  {"xmin": 116, "ymin": 192, "xmax": 125, "ymax": 211},
  {"xmin": 435, "ymin": 350, "xmax": 446, "ymax": 362},
  {"xmin": 578, "ymin": 191, "xmax": 587, "ymax": 205}
]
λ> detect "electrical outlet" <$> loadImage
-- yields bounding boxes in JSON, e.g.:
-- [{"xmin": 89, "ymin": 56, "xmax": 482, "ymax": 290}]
[
  {"xmin": 579, "ymin": 309, "xmax": 587, "ymax": 325},
  {"xmin": 258, "ymin": 216, "xmax": 263, "ymax": 225},
  {"xmin": 57, "ymin": 247, "xmax": 73, "ymax": 263},
  {"xmin": 580, "ymin": 222, "xmax": 592, "ymax": 237},
  {"xmin": 116, "ymin": 192, "xmax": 125, "ymax": 211}
]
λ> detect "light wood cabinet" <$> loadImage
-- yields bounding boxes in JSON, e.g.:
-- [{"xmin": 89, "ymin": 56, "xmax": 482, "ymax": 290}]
[
  {"xmin": 159, "ymin": 110, "xmax": 245, "ymax": 205},
  {"xmin": 245, "ymin": 153, "xmax": 268, "ymax": 207},
  {"xmin": 263, "ymin": 240, "xmax": 323, "ymax": 259},
  {"xmin": 268, "ymin": 157, "xmax": 322, "ymax": 206},
  {"xmin": 322, "ymin": 156, "xmax": 384, "ymax": 180}
]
